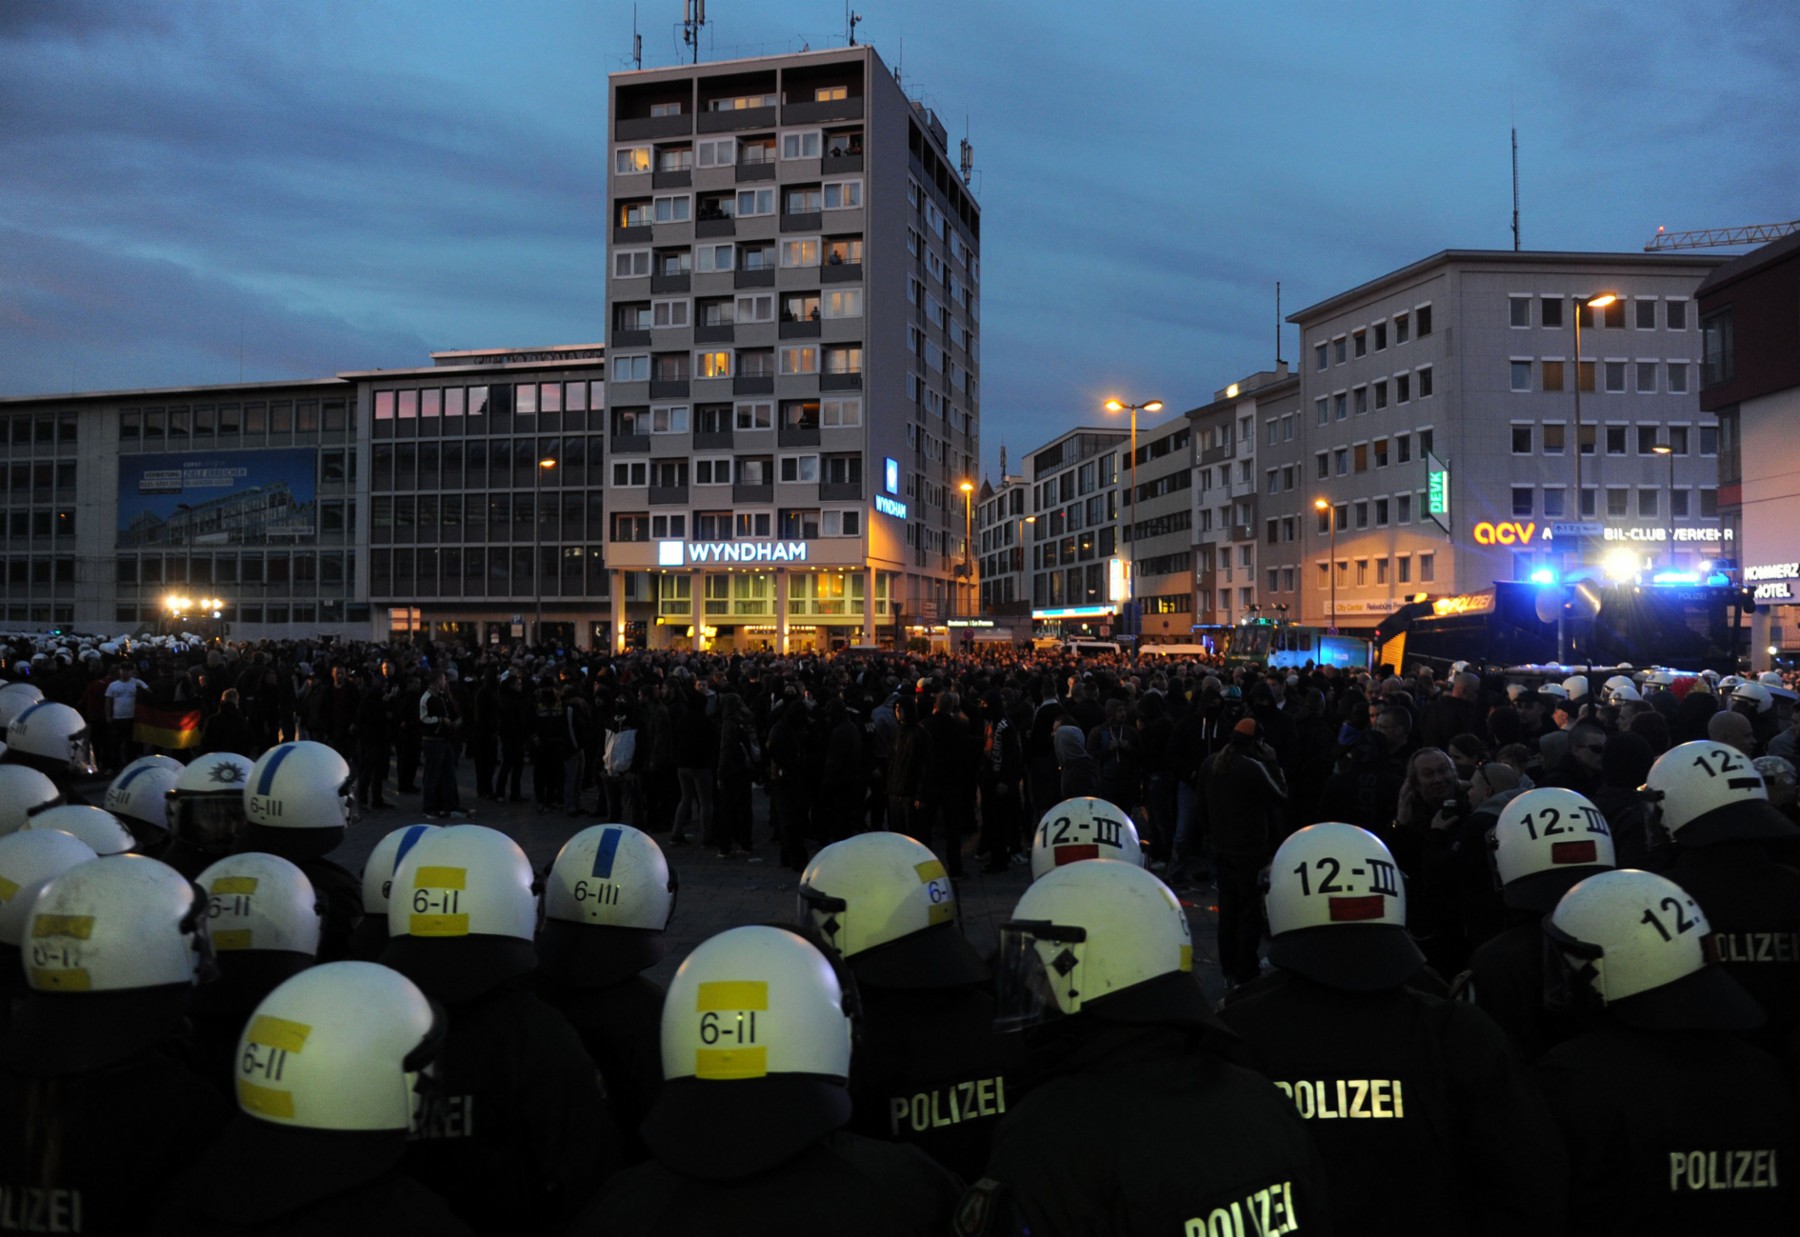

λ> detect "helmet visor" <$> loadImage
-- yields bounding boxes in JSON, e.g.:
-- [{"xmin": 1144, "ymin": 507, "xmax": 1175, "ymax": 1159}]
[
  {"xmin": 1541, "ymin": 918, "xmax": 1605, "ymax": 1015},
  {"xmin": 993, "ymin": 919, "xmax": 1086, "ymax": 1033},
  {"xmin": 169, "ymin": 793, "xmax": 246, "ymax": 852},
  {"xmin": 796, "ymin": 884, "xmax": 849, "ymax": 958},
  {"xmin": 66, "ymin": 727, "xmax": 97, "ymax": 778}
]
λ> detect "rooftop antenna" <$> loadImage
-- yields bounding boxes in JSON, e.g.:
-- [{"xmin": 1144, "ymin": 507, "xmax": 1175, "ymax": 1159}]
[
  {"xmin": 682, "ymin": 0, "xmax": 705, "ymax": 65},
  {"xmin": 894, "ymin": 37, "xmax": 902, "ymax": 83},
  {"xmin": 1275, "ymin": 281, "xmax": 1284, "ymax": 368},
  {"xmin": 1511, "ymin": 127, "xmax": 1520, "ymax": 251},
  {"xmin": 846, "ymin": 3, "xmax": 861, "ymax": 45},
  {"xmin": 632, "ymin": 5, "xmax": 642, "ymax": 68},
  {"xmin": 959, "ymin": 121, "xmax": 973, "ymax": 183}
]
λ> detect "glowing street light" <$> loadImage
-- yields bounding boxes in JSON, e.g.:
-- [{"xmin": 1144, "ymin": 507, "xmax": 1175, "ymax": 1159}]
[
  {"xmin": 1314, "ymin": 498, "xmax": 1337, "ymax": 634},
  {"xmin": 1103, "ymin": 398, "xmax": 1165, "ymax": 636}
]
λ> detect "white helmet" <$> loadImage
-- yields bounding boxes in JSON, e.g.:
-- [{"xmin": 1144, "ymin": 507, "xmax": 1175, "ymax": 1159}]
[
  {"xmin": 1539, "ymin": 682, "xmax": 1570, "ymax": 701},
  {"xmin": 1644, "ymin": 739, "xmax": 1798, "ymax": 847},
  {"xmin": 1029, "ymin": 796, "xmax": 1144, "ymax": 880},
  {"xmin": 382, "ymin": 825, "xmax": 538, "ymax": 1003},
  {"xmin": 168, "ymin": 751, "xmax": 255, "ymax": 855},
  {"xmin": 243, "ymin": 742, "xmax": 354, "ymax": 857},
  {"xmin": 197, "ymin": 852, "xmax": 322, "ymax": 959},
  {"xmin": 0, "ymin": 829, "xmax": 97, "ymax": 948},
  {"xmin": 1728, "ymin": 681, "xmax": 1774, "ymax": 714},
  {"xmin": 1719, "ymin": 674, "xmax": 1744, "ymax": 690},
  {"xmin": 1545, "ymin": 869, "xmax": 1761, "ymax": 1030},
  {"xmin": 103, "ymin": 759, "xmax": 182, "ymax": 844},
  {"xmin": 0, "ymin": 682, "xmax": 45, "ymax": 733},
  {"xmin": 798, "ymin": 831, "xmax": 985, "ymax": 988},
  {"xmin": 233, "ymin": 961, "xmax": 443, "ymax": 1133},
  {"xmin": 26, "ymin": 855, "xmax": 211, "ymax": 992},
  {"xmin": 643, "ymin": 925, "xmax": 854, "ymax": 1171},
  {"xmin": 996, "ymin": 860, "xmax": 1214, "ymax": 1030},
  {"xmin": 22, "ymin": 805, "xmax": 136, "ymax": 856},
  {"xmin": 1561, "ymin": 675, "xmax": 1591, "ymax": 701},
  {"xmin": 0, "ymin": 766, "xmax": 63, "ymax": 835},
  {"xmin": 1642, "ymin": 669, "xmax": 1677, "ymax": 689},
  {"xmin": 4, "ymin": 701, "xmax": 97, "ymax": 779},
  {"xmin": 1490, "ymin": 788, "xmax": 1615, "ymax": 911},
  {"xmin": 1265, "ymin": 823, "xmax": 1422, "ymax": 991},
  {"xmin": 361, "ymin": 823, "xmax": 442, "ymax": 917},
  {"xmin": 540, "ymin": 824, "xmax": 677, "ymax": 986}
]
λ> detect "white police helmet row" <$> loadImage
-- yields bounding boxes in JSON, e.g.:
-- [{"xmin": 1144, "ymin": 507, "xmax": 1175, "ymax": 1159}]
[
  {"xmin": 0, "ymin": 766, "xmax": 63, "ymax": 835},
  {"xmin": 196, "ymin": 852, "xmax": 322, "ymax": 959},
  {"xmin": 798, "ymin": 831, "xmax": 985, "ymax": 989},
  {"xmin": 0, "ymin": 829, "xmax": 97, "ymax": 948},
  {"xmin": 1029, "ymin": 796, "xmax": 1144, "ymax": 881},
  {"xmin": 169, "ymin": 751, "xmax": 255, "ymax": 854},
  {"xmin": 538, "ymin": 823, "xmax": 678, "ymax": 987},
  {"xmin": 1264, "ymin": 823, "xmax": 1423, "ymax": 991},
  {"xmin": 1643, "ymin": 739, "xmax": 1798, "ymax": 847},
  {"xmin": 21, "ymin": 805, "xmax": 135, "ymax": 856},
  {"xmin": 1490, "ymin": 788, "xmax": 1616, "ymax": 912},
  {"xmin": 379, "ymin": 824, "xmax": 538, "ymax": 1003}
]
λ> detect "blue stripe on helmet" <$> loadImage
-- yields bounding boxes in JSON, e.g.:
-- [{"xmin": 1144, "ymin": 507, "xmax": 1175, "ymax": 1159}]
[
  {"xmin": 254, "ymin": 744, "xmax": 298, "ymax": 797},
  {"xmin": 591, "ymin": 826, "xmax": 623, "ymax": 879},
  {"xmin": 394, "ymin": 823, "xmax": 432, "ymax": 869}
]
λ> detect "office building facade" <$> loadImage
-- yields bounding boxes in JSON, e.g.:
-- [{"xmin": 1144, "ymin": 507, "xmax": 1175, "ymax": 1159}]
[
  {"xmin": 600, "ymin": 46, "xmax": 980, "ymax": 651},
  {"xmin": 1266, "ymin": 250, "xmax": 1726, "ymax": 630}
]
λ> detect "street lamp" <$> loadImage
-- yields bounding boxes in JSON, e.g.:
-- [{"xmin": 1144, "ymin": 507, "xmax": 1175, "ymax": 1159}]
[
  {"xmin": 1571, "ymin": 292, "xmax": 1617, "ymax": 533},
  {"xmin": 535, "ymin": 455, "xmax": 557, "ymax": 645},
  {"xmin": 1103, "ymin": 397, "xmax": 1164, "ymax": 636},
  {"xmin": 1652, "ymin": 441, "xmax": 1676, "ymax": 570},
  {"xmin": 959, "ymin": 480, "xmax": 975, "ymax": 620},
  {"xmin": 1314, "ymin": 498, "xmax": 1337, "ymax": 634}
]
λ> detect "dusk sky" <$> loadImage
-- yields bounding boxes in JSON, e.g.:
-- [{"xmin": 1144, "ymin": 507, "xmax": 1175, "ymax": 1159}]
[{"xmin": 2, "ymin": 1, "xmax": 1795, "ymax": 479}]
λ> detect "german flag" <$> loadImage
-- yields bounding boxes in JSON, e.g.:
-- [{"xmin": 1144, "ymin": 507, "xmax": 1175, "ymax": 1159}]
[{"xmin": 134, "ymin": 705, "xmax": 203, "ymax": 751}]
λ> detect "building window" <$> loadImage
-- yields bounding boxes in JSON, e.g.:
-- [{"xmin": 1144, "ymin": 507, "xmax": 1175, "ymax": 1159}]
[
  {"xmin": 822, "ymin": 288, "xmax": 862, "ymax": 319},
  {"xmin": 1315, "ymin": 398, "xmax": 1328, "ymax": 426},
  {"xmin": 1510, "ymin": 297, "xmax": 1532, "ymax": 327},
  {"xmin": 779, "ymin": 346, "xmax": 819, "ymax": 375},
  {"xmin": 1606, "ymin": 426, "xmax": 1627, "ymax": 455},
  {"xmin": 1394, "ymin": 312, "xmax": 1410, "ymax": 344},
  {"xmin": 1395, "ymin": 373, "xmax": 1411, "ymax": 403},
  {"xmin": 736, "ymin": 187, "xmax": 776, "ymax": 216},
  {"xmin": 781, "ymin": 130, "xmax": 822, "ymax": 160},
  {"xmin": 1397, "ymin": 494, "xmax": 1412, "ymax": 524},
  {"xmin": 1541, "ymin": 297, "xmax": 1564, "ymax": 328},
  {"xmin": 1353, "ymin": 329, "xmax": 1367, "ymax": 357},
  {"xmin": 1335, "ymin": 393, "xmax": 1348, "ymax": 420},
  {"xmin": 1699, "ymin": 488, "xmax": 1718, "ymax": 517},
  {"xmin": 1542, "ymin": 360, "xmax": 1564, "ymax": 392},
  {"xmin": 1512, "ymin": 425, "xmax": 1533, "ymax": 453},
  {"xmin": 1374, "ymin": 321, "xmax": 1387, "ymax": 350},
  {"xmin": 614, "ymin": 146, "xmax": 651, "ymax": 174},
  {"xmin": 650, "ymin": 405, "xmax": 689, "ymax": 434},
  {"xmin": 1315, "ymin": 343, "xmax": 1328, "ymax": 371},
  {"xmin": 1510, "ymin": 361, "xmax": 1532, "ymax": 392},
  {"xmin": 1416, "ymin": 366, "xmax": 1433, "ymax": 398},
  {"xmin": 695, "ymin": 350, "xmax": 732, "ymax": 379},
  {"xmin": 611, "ymin": 461, "xmax": 647, "ymax": 487},
  {"xmin": 1667, "ymin": 300, "xmax": 1688, "ymax": 330},
  {"xmin": 1703, "ymin": 311, "xmax": 1734, "ymax": 387},
  {"xmin": 780, "ymin": 238, "xmax": 820, "ymax": 268},
  {"xmin": 1542, "ymin": 489, "xmax": 1565, "ymax": 517},
  {"xmin": 1334, "ymin": 337, "xmax": 1347, "ymax": 364},
  {"xmin": 1416, "ymin": 305, "xmax": 1432, "ymax": 336},
  {"xmin": 1354, "ymin": 386, "xmax": 1368, "ymax": 415},
  {"xmin": 1635, "ymin": 299, "xmax": 1657, "ymax": 330},
  {"xmin": 1512, "ymin": 487, "xmax": 1533, "ymax": 517},
  {"xmin": 1373, "ymin": 379, "xmax": 1388, "ymax": 410},
  {"xmin": 1315, "ymin": 452, "xmax": 1329, "ymax": 480},
  {"xmin": 1638, "ymin": 489, "xmax": 1659, "ymax": 517},
  {"xmin": 1668, "ymin": 362, "xmax": 1690, "ymax": 394},
  {"xmin": 1637, "ymin": 361, "xmax": 1659, "ymax": 393},
  {"xmin": 1398, "ymin": 555, "xmax": 1412, "ymax": 583},
  {"xmin": 1606, "ymin": 487, "xmax": 1629, "ymax": 517},
  {"xmin": 1671, "ymin": 489, "xmax": 1690, "ymax": 518},
  {"xmin": 1543, "ymin": 423, "xmax": 1566, "ymax": 454},
  {"xmin": 613, "ymin": 249, "xmax": 651, "ymax": 279},
  {"xmin": 1418, "ymin": 552, "xmax": 1435, "ymax": 582},
  {"xmin": 1636, "ymin": 426, "xmax": 1662, "ymax": 455},
  {"xmin": 653, "ymin": 194, "xmax": 691, "ymax": 223},
  {"xmin": 822, "ymin": 180, "xmax": 862, "ymax": 209},
  {"xmin": 1604, "ymin": 361, "xmax": 1626, "ymax": 393},
  {"xmin": 1699, "ymin": 425, "xmax": 1718, "ymax": 455},
  {"xmin": 1374, "ymin": 438, "xmax": 1390, "ymax": 467}
]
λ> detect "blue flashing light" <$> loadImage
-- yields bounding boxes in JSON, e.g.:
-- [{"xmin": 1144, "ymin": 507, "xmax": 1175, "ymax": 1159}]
[
  {"xmin": 1651, "ymin": 571, "xmax": 1701, "ymax": 586},
  {"xmin": 1529, "ymin": 568, "xmax": 1559, "ymax": 585}
]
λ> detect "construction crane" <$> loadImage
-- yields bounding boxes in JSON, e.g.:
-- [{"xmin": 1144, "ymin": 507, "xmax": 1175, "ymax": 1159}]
[{"xmin": 1645, "ymin": 220, "xmax": 1800, "ymax": 251}]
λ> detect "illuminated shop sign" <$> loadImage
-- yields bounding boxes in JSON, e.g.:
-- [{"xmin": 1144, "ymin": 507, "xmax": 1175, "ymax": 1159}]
[
  {"xmin": 875, "ymin": 494, "xmax": 907, "ymax": 519},
  {"xmin": 885, "ymin": 457, "xmax": 900, "ymax": 495},
  {"xmin": 1033, "ymin": 605, "xmax": 1116, "ymax": 619},
  {"xmin": 1431, "ymin": 591, "xmax": 1496, "ymax": 617},
  {"xmin": 1748, "ymin": 563, "xmax": 1800, "ymax": 602},
  {"xmin": 657, "ymin": 540, "xmax": 810, "ymax": 566},
  {"xmin": 1601, "ymin": 526, "xmax": 1733, "ymax": 544},
  {"xmin": 1474, "ymin": 521, "xmax": 1538, "ymax": 546},
  {"xmin": 1470, "ymin": 521, "xmax": 1732, "ymax": 547}
]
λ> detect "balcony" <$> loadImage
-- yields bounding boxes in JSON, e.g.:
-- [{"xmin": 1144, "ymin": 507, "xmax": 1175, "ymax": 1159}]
[
  {"xmin": 652, "ymin": 169, "xmax": 692, "ymax": 190},
  {"xmin": 735, "ymin": 160, "xmax": 776, "ymax": 183},
  {"xmin": 819, "ymin": 262, "xmax": 862, "ymax": 284},
  {"xmin": 819, "ymin": 481, "xmax": 862, "ymax": 502},
  {"xmin": 820, "ymin": 372, "xmax": 863, "ymax": 392},
  {"xmin": 697, "ymin": 105, "xmax": 777, "ymax": 133},
  {"xmin": 650, "ymin": 272, "xmax": 691, "ymax": 295},
  {"xmin": 613, "ymin": 224, "xmax": 653, "ymax": 245},
  {"xmin": 649, "ymin": 484, "xmax": 690, "ymax": 505},
  {"xmin": 611, "ymin": 433, "xmax": 651, "ymax": 455},
  {"xmin": 733, "ymin": 482, "xmax": 773, "ymax": 504},
  {"xmin": 694, "ymin": 429, "xmax": 734, "ymax": 450},
  {"xmin": 820, "ymin": 151, "xmax": 864, "ymax": 175},
  {"xmin": 781, "ymin": 211, "xmax": 822, "ymax": 234},
  {"xmin": 734, "ymin": 267, "xmax": 775, "ymax": 289},
  {"xmin": 694, "ymin": 322, "xmax": 735, "ymax": 344},
  {"xmin": 733, "ymin": 374, "xmax": 774, "ymax": 396},
  {"xmin": 782, "ymin": 96, "xmax": 863, "ymax": 125},
  {"xmin": 778, "ymin": 425, "xmax": 820, "ymax": 448},
  {"xmin": 695, "ymin": 216, "xmax": 735, "ymax": 239},
  {"xmin": 611, "ymin": 328, "xmax": 651, "ymax": 348},
  {"xmin": 616, "ymin": 114, "xmax": 693, "ymax": 141},
  {"xmin": 649, "ymin": 379, "xmax": 690, "ymax": 399},
  {"xmin": 778, "ymin": 318, "xmax": 821, "ymax": 339}
]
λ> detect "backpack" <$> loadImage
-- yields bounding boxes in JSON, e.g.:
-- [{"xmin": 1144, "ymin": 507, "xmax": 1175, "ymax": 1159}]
[{"xmin": 604, "ymin": 727, "xmax": 638, "ymax": 777}]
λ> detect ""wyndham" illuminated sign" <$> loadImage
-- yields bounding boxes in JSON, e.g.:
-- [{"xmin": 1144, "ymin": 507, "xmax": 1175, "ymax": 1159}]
[
  {"xmin": 658, "ymin": 540, "xmax": 810, "ymax": 566},
  {"xmin": 875, "ymin": 494, "xmax": 907, "ymax": 519}
]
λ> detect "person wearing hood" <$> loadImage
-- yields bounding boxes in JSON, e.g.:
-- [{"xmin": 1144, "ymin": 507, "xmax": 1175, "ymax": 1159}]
[
  {"xmin": 1051, "ymin": 713, "xmax": 1100, "ymax": 799},
  {"xmin": 887, "ymin": 693, "xmax": 935, "ymax": 841}
]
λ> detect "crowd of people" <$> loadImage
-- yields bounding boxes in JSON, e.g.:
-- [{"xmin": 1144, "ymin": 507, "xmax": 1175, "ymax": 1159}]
[{"xmin": 2, "ymin": 630, "xmax": 1800, "ymax": 1233}]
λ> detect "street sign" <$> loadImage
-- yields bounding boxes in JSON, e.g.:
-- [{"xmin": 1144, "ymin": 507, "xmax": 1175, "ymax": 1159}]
[
  {"xmin": 1425, "ymin": 451, "xmax": 1451, "ymax": 535},
  {"xmin": 1547, "ymin": 522, "xmax": 1604, "ymax": 539}
]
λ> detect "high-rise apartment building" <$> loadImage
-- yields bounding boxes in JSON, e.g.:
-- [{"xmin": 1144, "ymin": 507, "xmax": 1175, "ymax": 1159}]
[{"xmin": 599, "ymin": 46, "xmax": 980, "ymax": 652}]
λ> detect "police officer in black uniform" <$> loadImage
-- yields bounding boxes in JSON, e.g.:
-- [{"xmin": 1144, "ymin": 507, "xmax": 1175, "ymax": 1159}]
[
  {"xmin": 239, "ymin": 741, "xmax": 366, "ymax": 961},
  {"xmin": 0, "ymin": 856, "xmax": 230, "ymax": 1235},
  {"xmin": 1537, "ymin": 868, "xmax": 1797, "ymax": 1233},
  {"xmin": 154, "ymin": 961, "xmax": 472, "ymax": 1236},
  {"xmin": 571, "ymin": 924, "xmax": 961, "ymax": 1235},
  {"xmin": 1220, "ymin": 822, "xmax": 1568, "ymax": 1235},
  {"xmin": 799, "ymin": 830, "xmax": 1018, "ymax": 1182},
  {"xmin": 960, "ymin": 859, "xmax": 1329, "ymax": 1237},
  {"xmin": 381, "ymin": 824, "xmax": 619, "ymax": 1236},
  {"xmin": 536, "ymin": 823, "xmax": 675, "ymax": 1161},
  {"xmin": 1455, "ymin": 787, "xmax": 1617, "ymax": 1060},
  {"xmin": 1646, "ymin": 738, "xmax": 1800, "ymax": 1047}
]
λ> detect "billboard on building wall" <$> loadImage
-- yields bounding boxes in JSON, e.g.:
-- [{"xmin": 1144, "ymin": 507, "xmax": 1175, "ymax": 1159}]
[{"xmin": 116, "ymin": 449, "xmax": 319, "ymax": 548}]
